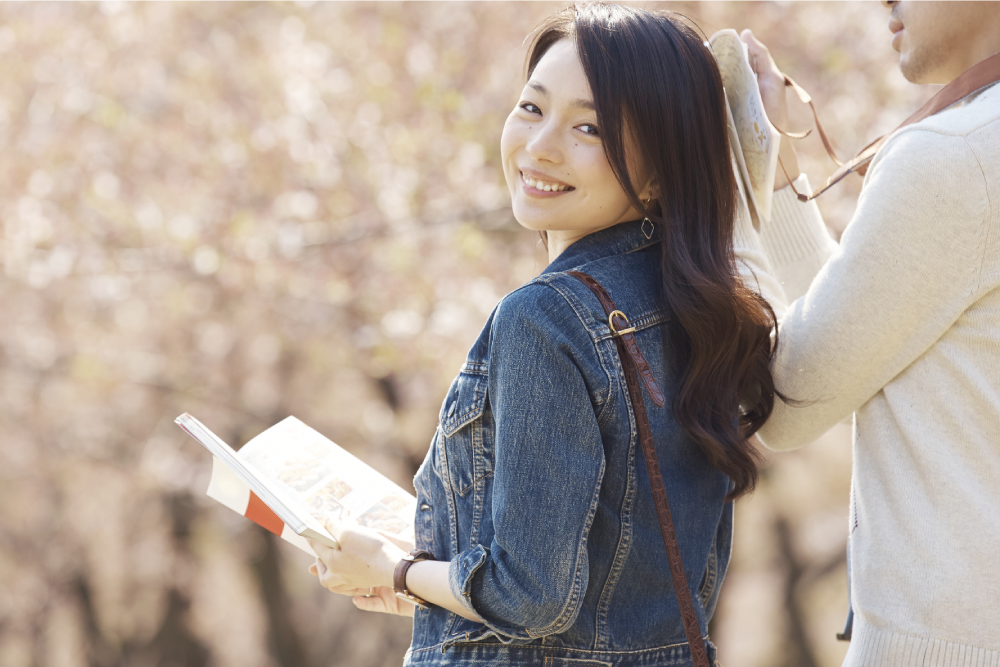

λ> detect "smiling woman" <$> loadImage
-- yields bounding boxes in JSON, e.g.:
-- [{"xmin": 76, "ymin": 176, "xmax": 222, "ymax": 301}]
[
  {"xmin": 501, "ymin": 39, "xmax": 649, "ymax": 252},
  {"xmin": 308, "ymin": 4, "xmax": 783, "ymax": 666}
]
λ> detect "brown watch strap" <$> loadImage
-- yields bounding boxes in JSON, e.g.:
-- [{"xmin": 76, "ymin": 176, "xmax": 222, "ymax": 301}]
[
  {"xmin": 393, "ymin": 549, "xmax": 435, "ymax": 607},
  {"xmin": 568, "ymin": 271, "xmax": 712, "ymax": 667}
]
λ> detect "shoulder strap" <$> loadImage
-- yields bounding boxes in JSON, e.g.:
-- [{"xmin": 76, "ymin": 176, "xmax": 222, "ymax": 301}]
[
  {"xmin": 567, "ymin": 270, "xmax": 712, "ymax": 667},
  {"xmin": 794, "ymin": 51, "xmax": 1000, "ymax": 201}
]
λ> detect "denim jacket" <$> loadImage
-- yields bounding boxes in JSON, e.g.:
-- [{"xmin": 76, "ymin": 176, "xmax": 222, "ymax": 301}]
[{"xmin": 405, "ymin": 220, "xmax": 731, "ymax": 667}]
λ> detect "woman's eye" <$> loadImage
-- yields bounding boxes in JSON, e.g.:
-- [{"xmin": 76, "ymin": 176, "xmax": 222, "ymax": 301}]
[
  {"xmin": 519, "ymin": 102, "xmax": 541, "ymax": 115},
  {"xmin": 578, "ymin": 124, "xmax": 600, "ymax": 137}
]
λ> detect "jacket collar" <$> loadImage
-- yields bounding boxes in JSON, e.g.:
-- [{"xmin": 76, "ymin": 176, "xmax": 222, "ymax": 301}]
[{"xmin": 542, "ymin": 219, "xmax": 661, "ymax": 276}]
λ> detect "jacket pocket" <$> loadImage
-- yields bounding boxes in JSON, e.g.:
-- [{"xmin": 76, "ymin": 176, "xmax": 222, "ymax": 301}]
[
  {"xmin": 543, "ymin": 659, "xmax": 612, "ymax": 667},
  {"xmin": 438, "ymin": 369, "xmax": 492, "ymax": 496}
]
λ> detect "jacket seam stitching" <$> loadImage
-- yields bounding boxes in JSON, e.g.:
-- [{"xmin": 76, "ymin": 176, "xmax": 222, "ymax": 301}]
[
  {"xmin": 406, "ymin": 637, "xmax": 692, "ymax": 657},
  {"xmin": 591, "ymin": 336, "xmax": 619, "ymax": 429},
  {"xmin": 524, "ymin": 456, "xmax": 605, "ymax": 638},
  {"xmin": 593, "ymin": 360, "xmax": 637, "ymax": 647},
  {"xmin": 542, "ymin": 278, "xmax": 616, "ymax": 421}
]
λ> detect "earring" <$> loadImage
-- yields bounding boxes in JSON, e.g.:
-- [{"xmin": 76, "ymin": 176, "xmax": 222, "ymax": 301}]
[{"xmin": 642, "ymin": 195, "xmax": 654, "ymax": 239}]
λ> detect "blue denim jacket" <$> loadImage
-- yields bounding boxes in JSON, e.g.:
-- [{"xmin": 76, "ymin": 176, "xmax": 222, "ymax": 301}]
[{"xmin": 406, "ymin": 220, "xmax": 731, "ymax": 667}]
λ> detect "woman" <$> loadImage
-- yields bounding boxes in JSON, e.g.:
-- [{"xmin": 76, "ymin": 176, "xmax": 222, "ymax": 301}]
[{"xmin": 308, "ymin": 5, "xmax": 779, "ymax": 665}]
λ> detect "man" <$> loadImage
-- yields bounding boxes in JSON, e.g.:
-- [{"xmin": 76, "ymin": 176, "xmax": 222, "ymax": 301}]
[{"xmin": 740, "ymin": 2, "xmax": 1000, "ymax": 664}]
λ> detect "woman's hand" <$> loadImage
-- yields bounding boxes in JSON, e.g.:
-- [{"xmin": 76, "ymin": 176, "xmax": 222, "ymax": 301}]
[
  {"xmin": 354, "ymin": 585, "xmax": 416, "ymax": 617},
  {"xmin": 306, "ymin": 560, "xmax": 417, "ymax": 617},
  {"xmin": 741, "ymin": 29, "xmax": 801, "ymax": 189},
  {"xmin": 306, "ymin": 518, "xmax": 408, "ymax": 603}
]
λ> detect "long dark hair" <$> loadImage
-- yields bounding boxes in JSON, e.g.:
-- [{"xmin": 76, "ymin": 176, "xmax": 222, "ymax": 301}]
[{"xmin": 527, "ymin": 4, "xmax": 779, "ymax": 500}]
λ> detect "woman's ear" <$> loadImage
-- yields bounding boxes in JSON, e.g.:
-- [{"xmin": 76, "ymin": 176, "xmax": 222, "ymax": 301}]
[{"xmin": 641, "ymin": 179, "xmax": 661, "ymax": 204}]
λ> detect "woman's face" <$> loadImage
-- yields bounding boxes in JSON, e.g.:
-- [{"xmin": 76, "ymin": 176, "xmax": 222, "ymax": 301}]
[{"xmin": 501, "ymin": 39, "xmax": 646, "ymax": 240}]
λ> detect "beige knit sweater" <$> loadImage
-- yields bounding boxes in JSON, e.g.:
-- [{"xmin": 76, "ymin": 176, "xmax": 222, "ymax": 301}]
[{"xmin": 736, "ymin": 81, "xmax": 1000, "ymax": 666}]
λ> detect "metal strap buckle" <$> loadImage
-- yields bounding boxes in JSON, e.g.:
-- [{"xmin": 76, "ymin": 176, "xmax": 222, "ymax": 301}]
[{"xmin": 608, "ymin": 310, "xmax": 636, "ymax": 337}]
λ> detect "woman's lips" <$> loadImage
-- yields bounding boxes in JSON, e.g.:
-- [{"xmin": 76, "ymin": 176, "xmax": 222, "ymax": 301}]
[{"xmin": 520, "ymin": 171, "xmax": 575, "ymax": 198}]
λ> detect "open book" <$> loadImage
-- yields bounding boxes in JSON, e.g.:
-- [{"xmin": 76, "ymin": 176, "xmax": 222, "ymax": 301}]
[
  {"xmin": 710, "ymin": 29, "xmax": 781, "ymax": 224},
  {"xmin": 175, "ymin": 413, "xmax": 416, "ymax": 555}
]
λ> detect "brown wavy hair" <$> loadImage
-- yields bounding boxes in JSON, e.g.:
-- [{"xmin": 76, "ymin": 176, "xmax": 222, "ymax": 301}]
[{"xmin": 527, "ymin": 4, "xmax": 780, "ymax": 500}]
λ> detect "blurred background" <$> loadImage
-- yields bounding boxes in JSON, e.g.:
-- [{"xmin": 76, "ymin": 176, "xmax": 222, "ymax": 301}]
[{"xmin": 0, "ymin": 2, "xmax": 938, "ymax": 666}]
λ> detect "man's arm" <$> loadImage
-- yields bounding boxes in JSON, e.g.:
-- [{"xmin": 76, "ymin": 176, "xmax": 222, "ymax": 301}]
[
  {"xmin": 734, "ymin": 30, "xmax": 837, "ymax": 310},
  {"xmin": 759, "ymin": 127, "xmax": 989, "ymax": 450},
  {"xmin": 733, "ymin": 173, "xmax": 792, "ymax": 319}
]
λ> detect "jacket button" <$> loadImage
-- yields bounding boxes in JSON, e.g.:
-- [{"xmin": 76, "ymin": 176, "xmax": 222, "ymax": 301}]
[{"xmin": 420, "ymin": 503, "xmax": 432, "ymax": 511}]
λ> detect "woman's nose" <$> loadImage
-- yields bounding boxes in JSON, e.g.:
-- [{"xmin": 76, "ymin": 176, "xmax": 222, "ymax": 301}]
[{"xmin": 525, "ymin": 120, "xmax": 563, "ymax": 164}]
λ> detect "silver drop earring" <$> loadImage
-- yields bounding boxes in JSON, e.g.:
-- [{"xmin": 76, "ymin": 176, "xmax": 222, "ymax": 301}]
[{"xmin": 642, "ymin": 195, "xmax": 654, "ymax": 239}]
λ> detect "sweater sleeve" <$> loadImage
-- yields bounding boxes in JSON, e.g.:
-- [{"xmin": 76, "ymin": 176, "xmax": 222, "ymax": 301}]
[
  {"xmin": 734, "ymin": 180, "xmax": 791, "ymax": 319},
  {"xmin": 734, "ymin": 173, "xmax": 837, "ymax": 320},
  {"xmin": 759, "ymin": 173, "xmax": 840, "ymax": 304},
  {"xmin": 758, "ymin": 127, "xmax": 990, "ymax": 451}
]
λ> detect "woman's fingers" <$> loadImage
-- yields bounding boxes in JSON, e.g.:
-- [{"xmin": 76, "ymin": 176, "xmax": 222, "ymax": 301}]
[
  {"xmin": 306, "ymin": 517, "xmax": 345, "ymax": 558},
  {"xmin": 307, "ymin": 537, "xmax": 338, "ymax": 561},
  {"xmin": 314, "ymin": 558, "xmax": 369, "ymax": 595},
  {"xmin": 322, "ymin": 581, "xmax": 367, "ymax": 596},
  {"xmin": 307, "ymin": 518, "xmax": 404, "ymax": 595},
  {"xmin": 319, "ymin": 516, "xmax": 344, "ymax": 545},
  {"xmin": 352, "ymin": 587, "xmax": 416, "ymax": 616},
  {"xmin": 353, "ymin": 594, "xmax": 390, "ymax": 613}
]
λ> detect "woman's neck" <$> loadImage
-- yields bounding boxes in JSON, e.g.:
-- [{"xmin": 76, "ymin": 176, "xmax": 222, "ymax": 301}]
[{"xmin": 545, "ymin": 218, "xmax": 637, "ymax": 263}]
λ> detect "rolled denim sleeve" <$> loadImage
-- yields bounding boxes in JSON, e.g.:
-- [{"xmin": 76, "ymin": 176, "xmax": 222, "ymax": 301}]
[{"xmin": 447, "ymin": 283, "xmax": 607, "ymax": 639}]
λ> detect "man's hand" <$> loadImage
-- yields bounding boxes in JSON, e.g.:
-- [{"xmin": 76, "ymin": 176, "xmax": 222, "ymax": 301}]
[{"xmin": 742, "ymin": 29, "xmax": 801, "ymax": 189}]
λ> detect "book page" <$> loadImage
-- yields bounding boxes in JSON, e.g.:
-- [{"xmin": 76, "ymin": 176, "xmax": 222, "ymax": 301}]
[
  {"xmin": 177, "ymin": 413, "xmax": 339, "ymax": 549},
  {"xmin": 239, "ymin": 417, "xmax": 416, "ymax": 541},
  {"xmin": 710, "ymin": 29, "xmax": 779, "ymax": 222}
]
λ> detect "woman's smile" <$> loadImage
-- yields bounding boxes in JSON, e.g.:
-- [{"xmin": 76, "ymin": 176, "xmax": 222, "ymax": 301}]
[{"xmin": 520, "ymin": 169, "xmax": 575, "ymax": 196}]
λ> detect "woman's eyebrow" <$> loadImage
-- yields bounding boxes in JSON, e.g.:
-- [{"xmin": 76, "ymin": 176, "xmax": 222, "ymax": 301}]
[{"xmin": 526, "ymin": 81, "xmax": 595, "ymax": 111}]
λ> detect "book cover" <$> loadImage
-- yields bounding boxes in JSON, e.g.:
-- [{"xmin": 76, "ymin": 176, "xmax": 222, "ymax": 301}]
[
  {"xmin": 710, "ymin": 29, "xmax": 780, "ymax": 224},
  {"xmin": 176, "ymin": 413, "xmax": 416, "ymax": 556}
]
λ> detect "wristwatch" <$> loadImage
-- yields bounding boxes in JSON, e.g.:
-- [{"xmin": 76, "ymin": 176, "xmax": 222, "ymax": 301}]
[{"xmin": 393, "ymin": 549, "xmax": 436, "ymax": 608}]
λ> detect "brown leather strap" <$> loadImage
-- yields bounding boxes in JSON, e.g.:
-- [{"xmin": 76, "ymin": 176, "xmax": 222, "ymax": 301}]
[
  {"xmin": 775, "ymin": 74, "xmax": 843, "ymax": 167},
  {"xmin": 568, "ymin": 271, "xmax": 711, "ymax": 667},
  {"xmin": 393, "ymin": 549, "xmax": 436, "ymax": 608},
  {"xmin": 569, "ymin": 271, "xmax": 666, "ymax": 408},
  {"xmin": 799, "ymin": 51, "xmax": 1000, "ymax": 201}
]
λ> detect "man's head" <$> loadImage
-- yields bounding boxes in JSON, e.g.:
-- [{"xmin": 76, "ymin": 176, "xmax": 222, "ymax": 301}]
[{"xmin": 882, "ymin": 1, "xmax": 1000, "ymax": 84}]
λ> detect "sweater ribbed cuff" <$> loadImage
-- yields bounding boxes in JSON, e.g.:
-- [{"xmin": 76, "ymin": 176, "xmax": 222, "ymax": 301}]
[
  {"xmin": 845, "ymin": 615, "xmax": 1000, "ymax": 667},
  {"xmin": 762, "ymin": 174, "xmax": 833, "ymax": 273}
]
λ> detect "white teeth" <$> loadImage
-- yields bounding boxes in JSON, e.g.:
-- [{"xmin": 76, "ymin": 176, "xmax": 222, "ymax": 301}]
[{"xmin": 523, "ymin": 174, "xmax": 570, "ymax": 192}]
